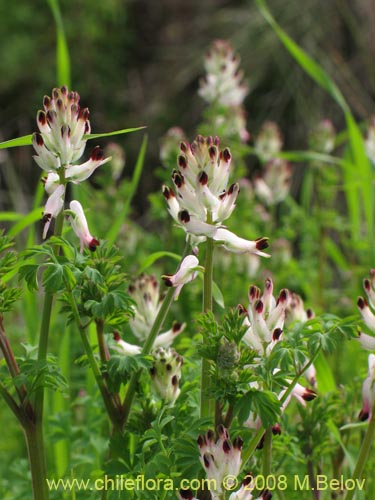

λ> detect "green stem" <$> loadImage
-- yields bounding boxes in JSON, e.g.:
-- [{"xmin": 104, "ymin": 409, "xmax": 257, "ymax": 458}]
[
  {"xmin": 96, "ymin": 319, "xmax": 110, "ymax": 363},
  {"xmin": 24, "ymin": 424, "xmax": 49, "ymax": 500},
  {"xmin": 241, "ymin": 348, "xmax": 321, "ymax": 469},
  {"xmin": 0, "ymin": 380, "xmax": 26, "ymax": 425},
  {"xmin": 262, "ymin": 427, "xmax": 273, "ymax": 477},
  {"xmin": 122, "ymin": 287, "xmax": 176, "ymax": 426},
  {"xmin": 122, "ymin": 242, "xmax": 190, "ymax": 429},
  {"xmin": 200, "ymin": 235, "xmax": 215, "ymax": 420},
  {"xmin": 344, "ymin": 399, "xmax": 375, "ymax": 500},
  {"xmin": 68, "ymin": 292, "xmax": 122, "ymax": 431}
]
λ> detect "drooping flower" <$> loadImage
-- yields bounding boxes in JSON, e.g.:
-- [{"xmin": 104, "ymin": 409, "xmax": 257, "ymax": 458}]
[
  {"xmin": 112, "ymin": 331, "xmax": 141, "ymax": 356},
  {"xmin": 150, "ymin": 347, "xmax": 183, "ymax": 404},
  {"xmin": 162, "ymin": 255, "xmax": 201, "ymax": 299},
  {"xmin": 68, "ymin": 200, "xmax": 99, "ymax": 252},
  {"xmin": 199, "ymin": 40, "xmax": 248, "ymax": 107},
  {"xmin": 42, "ymin": 184, "xmax": 65, "ymax": 239},
  {"xmin": 213, "ymin": 229, "xmax": 270, "ymax": 257},
  {"xmin": 359, "ymin": 353, "xmax": 375, "ymax": 421},
  {"xmin": 197, "ymin": 426, "xmax": 243, "ymax": 497},
  {"xmin": 242, "ymin": 278, "xmax": 289, "ymax": 357},
  {"xmin": 357, "ymin": 271, "xmax": 375, "ymax": 351},
  {"xmin": 128, "ymin": 273, "xmax": 185, "ymax": 346}
]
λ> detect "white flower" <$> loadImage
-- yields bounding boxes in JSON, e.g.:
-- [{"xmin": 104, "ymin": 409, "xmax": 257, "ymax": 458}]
[
  {"xmin": 42, "ymin": 184, "xmax": 65, "ymax": 239},
  {"xmin": 150, "ymin": 347, "xmax": 183, "ymax": 404},
  {"xmin": 112, "ymin": 332, "xmax": 141, "ymax": 356},
  {"xmin": 162, "ymin": 255, "xmax": 201, "ymax": 299},
  {"xmin": 65, "ymin": 145, "xmax": 111, "ymax": 183},
  {"xmin": 254, "ymin": 121, "xmax": 283, "ymax": 163},
  {"xmin": 242, "ymin": 279, "xmax": 289, "ymax": 357},
  {"xmin": 128, "ymin": 274, "xmax": 185, "ymax": 346},
  {"xmin": 197, "ymin": 426, "xmax": 243, "ymax": 497},
  {"xmin": 357, "ymin": 272, "xmax": 375, "ymax": 351},
  {"xmin": 253, "ymin": 159, "xmax": 292, "ymax": 206},
  {"xmin": 359, "ymin": 354, "xmax": 375, "ymax": 421},
  {"xmin": 68, "ymin": 200, "xmax": 99, "ymax": 252},
  {"xmin": 213, "ymin": 228, "xmax": 270, "ymax": 257}
]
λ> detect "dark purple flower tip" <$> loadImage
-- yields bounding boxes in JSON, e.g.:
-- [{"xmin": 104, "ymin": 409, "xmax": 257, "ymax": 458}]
[
  {"xmin": 203, "ymin": 453, "xmax": 211, "ymax": 468},
  {"xmin": 261, "ymin": 490, "xmax": 273, "ymax": 500},
  {"xmin": 56, "ymin": 98, "xmax": 63, "ymax": 111},
  {"xmin": 46, "ymin": 110, "xmax": 54, "ymax": 125},
  {"xmin": 265, "ymin": 278, "xmax": 272, "ymax": 290},
  {"xmin": 255, "ymin": 299, "xmax": 264, "ymax": 314},
  {"xmin": 162, "ymin": 186, "xmax": 171, "ymax": 199},
  {"xmin": 364, "ymin": 279, "xmax": 371, "ymax": 292},
  {"xmin": 172, "ymin": 171, "xmax": 184, "ymax": 188},
  {"xmin": 162, "ymin": 276, "xmax": 173, "ymax": 287},
  {"xmin": 206, "ymin": 429, "xmax": 214, "ymax": 442},
  {"xmin": 222, "ymin": 440, "xmax": 231, "ymax": 454},
  {"xmin": 233, "ymin": 436, "xmax": 243, "ymax": 450},
  {"xmin": 237, "ymin": 304, "xmax": 247, "ymax": 315},
  {"xmin": 180, "ymin": 141, "xmax": 189, "ymax": 153},
  {"xmin": 60, "ymin": 85, "xmax": 68, "ymax": 95},
  {"xmin": 197, "ymin": 434, "xmax": 206, "ymax": 448},
  {"xmin": 359, "ymin": 410, "xmax": 369, "ymax": 422},
  {"xmin": 243, "ymin": 474, "xmax": 253, "ymax": 486},
  {"xmin": 249, "ymin": 285, "xmax": 260, "ymax": 301},
  {"xmin": 34, "ymin": 133, "xmax": 44, "ymax": 146},
  {"xmin": 43, "ymin": 95, "xmax": 51, "ymax": 109},
  {"xmin": 42, "ymin": 213, "xmax": 52, "ymax": 223},
  {"xmin": 217, "ymin": 424, "xmax": 227, "ymax": 438},
  {"xmin": 172, "ymin": 322, "xmax": 182, "ymax": 332},
  {"xmin": 166, "ymin": 363, "xmax": 172, "ymax": 372},
  {"xmin": 113, "ymin": 331, "xmax": 121, "ymax": 341},
  {"xmin": 199, "ymin": 171, "xmax": 208, "ymax": 185},
  {"xmin": 196, "ymin": 134, "xmax": 204, "ymax": 144},
  {"xmin": 79, "ymin": 108, "xmax": 90, "ymax": 121},
  {"xmin": 84, "ymin": 122, "xmax": 90, "ymax": 134},
  {"xmin": 306, "ymin": 308, "xmax": 314, "ymax": 319},
  {"xmin": 302, "ymin": 388, "xmax": 317, "ymax": 401},
  {"xmin": 52, "ymin": 88, "xmax": 60, "ymax": 100},
  {"xmin": 222, "ymin": 147, "xmax": 231, "ymax": 163},
  {"xmin": 88, "ymin": 238, "xmax": 100, "ymax": 252},
  {"xmin": 278, "ymin": 289, "xmax": 289, "ymax": 303},
  {"xmin": 179, "ymin": 210, "xmax": 190, "ymax": 223},
  {"xmin": 228, "ymin": 183, "xmax": 236, "ymax": 195},
  {"xmin": 272, "ymin": 328, "xmax": 283, "ymax": 340},
  {"xmin": 179, "ymin": 489, "xmax": 194, "ymax": 500},
  {"xmin": 272, "ymin": 423, "xmax": 282, "ymax": 435},
  {"xmin": 255, "ymin": 237, "xmax": 269, "ymax": 250},
  {"xmin": 357, "ymin": 297, "xmax": 367, "ymax": 310},
  {"xmin": 37, "ymin": 110, "xmax": 47, "ymax": 126},
  {"xmin": 178, "ymin": 155, "xmax": 188, "ymax": 170},
  {"xmin": 90, "ymin": 146, "xmax": 104, "ymax": 162},
  {"xmin": 256, "ymin": 434, "xmax": 265, "ymax": 449},
  {"xmin": 150, "ymin": 366, "xmax": 156, "ymax": 376},
  {"xmin": 208, "ymin": 145, "xmax": 217, "ymax": 160}
]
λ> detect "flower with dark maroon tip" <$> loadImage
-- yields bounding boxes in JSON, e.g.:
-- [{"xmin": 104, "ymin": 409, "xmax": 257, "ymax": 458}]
[
  {"xmin": 68, "ymin": 200, "xmax": 100, "ymax": 253},
  {"xmin": 150, "ymin": 347, "xmax": 183, "ymax": 404},
  {"xmin": 359, "ymin": 354, "xmax": 375, "ymax": 421},
  {"xmin": 162, "ymin": 255, "xmax": 202, "ymax": 299}
]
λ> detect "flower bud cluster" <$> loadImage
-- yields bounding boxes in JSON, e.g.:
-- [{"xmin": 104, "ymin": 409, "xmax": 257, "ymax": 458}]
[
  {"xmin": 150, "ymin": 347, "xmax": 183, "ymax": 404},
  {"xmin": 197, "ymin": 426, "xmax": 243, "ymax": 497},
  {"xmin": 309, "ymin": 119, "xmax": 336, "ymax": 154},
  {"xmin": 242, "ymin": 278, "xmax": 289, "ymax": 357},
  {"xmin": 163, "ymin": 135, "xmax": 269, "ymax": 256},
  {"xmin": 32, "ymin": 86, "xmax": 109, "ymax": 247}
]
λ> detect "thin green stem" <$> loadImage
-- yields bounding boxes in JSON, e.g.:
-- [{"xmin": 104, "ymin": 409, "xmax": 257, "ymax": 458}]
[
  {"xmin": 0, "ymin": 380, "xmax": 26, "ymax": 425},
  {"xmin": 24, "ymin": 424, "xmax": 49, "ymax": 500},
  {"xmin": 344, "ymin": 399, "xmax": 375, "ymax": 500},
  {"xmin": 262, "ymin": 427, "xmax": 273, "ymax": 477},
  {"xmin": 68, "ymin": 291, "xmax": 122, "ymax": 431},
  {"xmin": 200, "ymin": 235, "xmax": 215, "ymax": 420},
  {"xmin": 241, "ymin": 348, "xmax": 321, "ymax": 469},
  {"xmin": 122, "ymin": 287, "xmax": 176, "ymax": 426}
]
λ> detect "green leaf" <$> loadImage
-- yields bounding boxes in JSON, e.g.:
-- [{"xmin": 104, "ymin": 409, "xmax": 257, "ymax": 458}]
[
  {"xmin": 84, "ymin": 126, "xmax": 146, "ymax": 140},
  {"xmin": 138, "ymin": 251, "xmax": 181, "ymax": 274},
  {"xmin": 42, "ymin": 263, "xmax": 64, "ymax": 293},
  {"xmin": 212, "ymin": 280, "xmax": 225, "ymax": 309},
  {"xmin": 19, "ymin": 264, "xmax": 40, "ymax": 291},
  {"xmin": 62, "ymin": 265, "xmax": 77, "ymax": 290},
  {"xmin": 47, "ymin": 0, "xmax": 71, "ymax": 87},
  {"xmin": 0, "ymin": 135, "xmax": 33, "ymax": 150}
]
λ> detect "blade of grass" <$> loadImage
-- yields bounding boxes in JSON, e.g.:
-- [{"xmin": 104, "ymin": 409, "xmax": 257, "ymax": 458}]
[
  {"xmin": 0, "ymin": 135, "xmax": 32, "ymax": 149},
  {"xmin": 105, "ymin": 135, "xmax": 148, "ymax": 246},
  {"xmin": 47, "ymin": 0, "xmax": 71, "ymax": 87},
  {"xmin": 85, "ymin": 126, "xmax": 146, "ymax": 140},
  {"xmin": 8, "ymin": 207, "xmax": 44, "ymax": 238}
]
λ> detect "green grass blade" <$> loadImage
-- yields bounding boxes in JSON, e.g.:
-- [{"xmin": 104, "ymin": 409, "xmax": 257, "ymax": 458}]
[
  {"xmin": 138, "ymin": 251, "xmax": 182, "ymax": 274},
  {"xmin": 105, "ymin": 135, "xmax": 148, "ymax": 246},
  {"xmin": 84, "ymin": 126, "xmax": 146, "ymax": 140},
  {"xmin": 0, "ymin": 135, "xmax": 32, "ymax": 150},
  {"xmin": 8, "ymin": 207, "xmax": 43, "ymax": 237},
  {"xmin": 47, "ymin": 0, "xmax": 71, "ymax": 87}
]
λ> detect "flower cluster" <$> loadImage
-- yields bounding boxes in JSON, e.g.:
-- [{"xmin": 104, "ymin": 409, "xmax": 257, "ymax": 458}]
[
  {"xmin": 242, "ymin": 278, "xmax": 289, "ymax": 357},
  {"xmin": 199, "ymin": 40, "xmax": 248, "ymax": 107},
  {"xmin": 128, "ymin": 274, "xmax": 186, "ymax": 345},
  {"xmin": 197, "ymin": 426, "xmax": 243, "ymax": 498},
  {"xmin": 163, "ymin": 135, "xmax": 269, "ymax": 255},
  {"xmin": 198, "ymin": 40, "xmax": 249, "ymax": 143},
  {"xmin": 32, "ymin": 86, "xmax": 109, "ymax": 247},
  {"xmin": 309, "ymin": 119, "xmax": 336, "ymax": 154},
  {"xmin": 150, "ymin": 347, "xmax": 183, "ymax": 404},
  {"xmin": 254, "ymin": 122, "xmax": 283, "ymax": 163}
]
